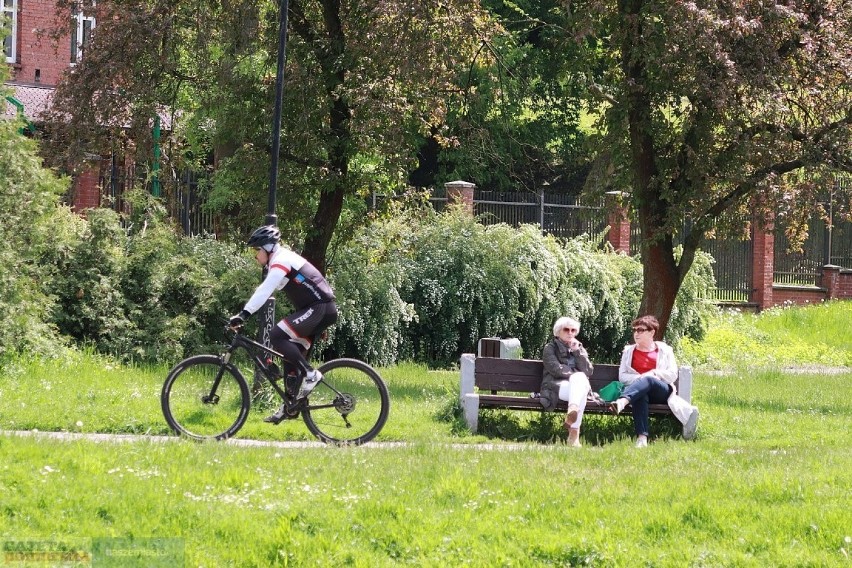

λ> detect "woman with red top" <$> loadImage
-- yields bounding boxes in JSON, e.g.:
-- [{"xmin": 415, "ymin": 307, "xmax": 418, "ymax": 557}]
[{"xmin": 612, "ymin": 315, "xmax": 699, "ymax": 447}]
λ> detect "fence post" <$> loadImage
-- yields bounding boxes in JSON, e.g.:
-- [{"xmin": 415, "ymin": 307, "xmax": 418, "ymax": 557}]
[
  {"xmin": 605, "ymin": 191, "xmax": 631, "ymax": 254},
  {"xmin": 445, "ymin": 180, "xmax": 476, "ymax": 215},
  {"xmin": 751, "ymin": 211, "xmax": 775, "ymax": 309},
  {"xmin": 821, "ymin": 265, "xmax": 841, "ymax": 299},
  {"xmin": 71, "ymin": 156, "xmax": 103, "ymax": 214}
]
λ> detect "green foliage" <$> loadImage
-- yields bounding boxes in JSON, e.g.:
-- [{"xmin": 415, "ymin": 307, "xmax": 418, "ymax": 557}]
[
  {"xmin": 18, "ymin": 187, "xmax": 713, "ymax": 367},
  {"xmin": 46, "ymin": 198, "xmax": 257, "ymax": 363},
  {"xmin": 681, "ymin": 302, "xmax": 852, "ymax": 370},
  {"xmin": 324, "ymin": 207, "xmax": 715, "ymax": 366},
  {"xmin": 664, "ymin": 246, "xmax": 718, "ymax": 347},
  {"xmin": 0, "ymin": 86, "xmax": 71, "ymax": 359},
  {"xmin": 51, "ymin": 208, "xmax": 133, "ymax": 352},
  {"xmin": 434, "ymin": 0, "xmax": 592, "ymax": 192}
]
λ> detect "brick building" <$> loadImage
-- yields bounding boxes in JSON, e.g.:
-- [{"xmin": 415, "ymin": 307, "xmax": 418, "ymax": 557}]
[{"xmin": 3, "ymin": 0, "xmax": 101, "ymax": 211}]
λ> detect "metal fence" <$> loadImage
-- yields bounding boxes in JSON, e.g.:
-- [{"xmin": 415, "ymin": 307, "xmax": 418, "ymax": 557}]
[
  {"xmin": 411, "ymin": 187, "xmax": 608, "ymax": 239},
  {"xmin": 165, "ymin": 170, "xmax": 215, "ymax": 236},
  {"xmin": 704, "ymin": 238, "xmax": 754, "ymax": 301},
  {"xmin": 101, "ymin": 168, "xmax": 849, "ymax": 301},
  {"xmin": 774, "ymin": 176, "xmax": 852, "ymax": 285},
  {"xmin": 473, "ymin": 190, "xmax": 607, "ymax": 239},
  {"xmin": 98, "ymin": 156, "xmax": 215, "ymax": 236},
  {"xmin": 628, "ymin": 224, "xmax": 754, "ymax": 302},
  {"xmin": 98, "ymin": 154, "xmax": 143, "ymax": 214}
]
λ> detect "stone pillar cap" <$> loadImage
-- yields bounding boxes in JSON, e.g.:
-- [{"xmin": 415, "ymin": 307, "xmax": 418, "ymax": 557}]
[{"xmin": 445, "ymin": 180, "xmax": 476, "ymax": 188}]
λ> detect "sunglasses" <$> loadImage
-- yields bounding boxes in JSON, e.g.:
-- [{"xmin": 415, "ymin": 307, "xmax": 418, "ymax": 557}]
[
  {"xmin": 562, "ymin": 327, "xmax": 578, "ymax": 333},
  {"xmin": 633, "ymin": 327, "xmax": 650, "ymax": 332}
]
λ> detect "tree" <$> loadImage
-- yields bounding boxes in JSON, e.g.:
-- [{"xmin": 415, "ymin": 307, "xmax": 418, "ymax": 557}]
[
  {"xmin": 43, "ymin": 0, "xmax": 492, "ymax": 273},
  {"xmin": 413, "ymin": 0, "xmax": 594, "ymax": 193},
  {"xmin": 569, "ymin": 0, "xmax": 852, "ymax": 335}
]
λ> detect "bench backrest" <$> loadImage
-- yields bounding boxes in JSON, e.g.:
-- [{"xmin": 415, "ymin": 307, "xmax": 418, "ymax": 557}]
[{"xmin": 474, "ymin": 357, "xmax": 683, "ymax": 394}]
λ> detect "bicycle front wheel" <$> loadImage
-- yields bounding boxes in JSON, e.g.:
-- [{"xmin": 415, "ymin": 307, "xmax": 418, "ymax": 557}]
[
  {"xmin": 161, "ymin": 355, "xmax": 251, "ymax": 441},
  {"xmin": 302, "ymin": 358, "xmax": 390, "ymax": 445}
]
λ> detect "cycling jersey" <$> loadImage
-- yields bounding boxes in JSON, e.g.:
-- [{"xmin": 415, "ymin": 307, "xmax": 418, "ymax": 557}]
[{"xmin": 242, "ymin": 248, "xmax": 335, "ymax": 316}]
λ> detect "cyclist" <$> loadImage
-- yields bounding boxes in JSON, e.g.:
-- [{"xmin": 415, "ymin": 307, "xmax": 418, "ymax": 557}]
[{"xmin": 229, "ymin": 225, "xmax": 338, "ymax": 423}]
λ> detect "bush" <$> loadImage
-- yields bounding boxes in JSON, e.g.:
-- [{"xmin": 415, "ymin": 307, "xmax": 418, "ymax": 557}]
[
  {"xmin": 322, "ymin": 206, "xmax": 716, "ymax": 366},
  {"xmin": 47, "ymin": 195, "xmax": 258, "ymax": 363},
  {"xmin": 0, "ymin": 98, "xmax": 71, "ymax": 360},
  {"xmin": 37, "ymin": 194, "xmax": 714, "ymax": 368}
]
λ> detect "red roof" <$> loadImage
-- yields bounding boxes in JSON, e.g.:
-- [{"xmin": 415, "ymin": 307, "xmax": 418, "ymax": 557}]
[
  {"xmin": 3, "ymin": 82, "xmax": 173, "ymax": 130},
  {"xmin": 2, "ymin": 83, "xmax": 55, "ymax": 121}
]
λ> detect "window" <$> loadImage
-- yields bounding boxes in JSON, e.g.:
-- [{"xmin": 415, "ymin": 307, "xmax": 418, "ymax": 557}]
[
  {"xmin": 70, "ymin": 3, "xmax": 96, "ymax": 63},
  {"xmin": 2, "ymin": 0, "xmax": 16, "ymax": 63}
]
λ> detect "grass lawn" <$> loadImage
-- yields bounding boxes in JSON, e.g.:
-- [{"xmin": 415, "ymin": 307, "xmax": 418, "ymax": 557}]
[{"xmin": 1, "ymin": 303, "xmax": 851, "ymax": 566}]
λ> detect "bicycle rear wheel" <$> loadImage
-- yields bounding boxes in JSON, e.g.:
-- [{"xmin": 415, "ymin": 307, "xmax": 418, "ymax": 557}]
[
  {"xmin": 301, "ymin": 358, "xmax": 390, "ymax": 445},
  {"xmin": 161, "ymin": 355, "xmax": 251, "ymax": 441}
]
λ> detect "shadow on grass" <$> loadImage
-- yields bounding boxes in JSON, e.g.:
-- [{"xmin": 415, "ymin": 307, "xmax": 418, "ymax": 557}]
[{"xmin": 436, "ymin": 401, "xmax": 682, "ymax": 446}]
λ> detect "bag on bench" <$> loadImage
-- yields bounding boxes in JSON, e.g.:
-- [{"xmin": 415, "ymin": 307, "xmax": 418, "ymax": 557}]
[{"xmin": 598, "ymin": 380, "xmax": 623, "ymax": 402}]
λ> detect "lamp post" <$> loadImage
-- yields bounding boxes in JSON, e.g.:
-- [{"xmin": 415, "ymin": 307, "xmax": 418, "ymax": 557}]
[{"xmin": 257, "ymin": 0, "xmax": 290, "ymax": 388}]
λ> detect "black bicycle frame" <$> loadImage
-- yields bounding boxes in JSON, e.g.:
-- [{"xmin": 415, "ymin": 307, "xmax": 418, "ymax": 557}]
[{"xmin": 211, "ymin": 329, "xmax": 317, "ymax": 403}]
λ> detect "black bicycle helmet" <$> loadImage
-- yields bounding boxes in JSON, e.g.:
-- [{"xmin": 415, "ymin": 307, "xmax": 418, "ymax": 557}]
[{"xmin": 246, "ymin": 225, "xmax": 281, "ymax": 248}]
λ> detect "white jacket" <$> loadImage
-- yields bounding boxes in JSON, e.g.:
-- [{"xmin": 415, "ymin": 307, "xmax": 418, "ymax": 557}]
[{"xmin": 618, "ymin": 341, "xmax": 695, "ymax": 423}]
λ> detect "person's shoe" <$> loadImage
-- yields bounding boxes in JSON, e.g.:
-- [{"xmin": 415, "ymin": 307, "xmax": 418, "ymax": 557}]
[
  {"xmin": 564, "ymin": 404, "xmax": 579, "ymax": 428},
  {"xmin": 683, "ymin": 407, "xmax": 700, "ymax": 440},
  {"xmin": 611, "ymin": 397, "xmax": 628, "ymax": 415},
  {"xmin": 263, "ymin": 404, "xmax": 287, "ymax": 424},
  {"xmin": 635, "ymin": 436, "xmax": 648, "ymax": 448},
  {"xmin": 296, "ymin": 369, "xmax": 323, "ymax": 400}
]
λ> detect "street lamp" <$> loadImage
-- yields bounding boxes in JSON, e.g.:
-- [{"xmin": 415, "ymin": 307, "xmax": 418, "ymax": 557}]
[{"xmin": 257, "ymin": 0, "xmax": 290, "ymax": 386}]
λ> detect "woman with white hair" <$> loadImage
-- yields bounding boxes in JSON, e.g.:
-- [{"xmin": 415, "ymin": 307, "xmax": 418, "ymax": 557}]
[{"xmin": 540, "ymin": 316, "xmax": 594, "ymax": 447}]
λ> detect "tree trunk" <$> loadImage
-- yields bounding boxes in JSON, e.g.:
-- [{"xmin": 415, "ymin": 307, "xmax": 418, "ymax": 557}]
[
  {"xmin": 300, "ymin": 0, "xmax": 347, "ymax": 274},
  {"xmin": 620, "ymin": 0, "xmax": 683, "ymax": 338},
  {"xmin": 302, "ymin": 183, "xmax": 345, "ymax": 274},
  {"xmin": 638, "ymin": 232, "xmax": 680, "ymax": 338}
]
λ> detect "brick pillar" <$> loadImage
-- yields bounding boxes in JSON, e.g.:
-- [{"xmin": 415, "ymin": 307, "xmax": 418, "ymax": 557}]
[
  {"xmin": 445, "ymin": 180, "xmax": 475, "ymax": 215},
  {"xmin": 821, "ymin": 265, "xmax": 841, "ymax": 300},
  {"xmin": 605, "ymin": 191, "xmax": 631, "ymax": 253},
  {"xmin": 751, "ymin": 212, "xmax": 774, "ymax": 309},
  {"xmin": 72, "ymin": 159, "xmax": 102, "ymax": 213}
]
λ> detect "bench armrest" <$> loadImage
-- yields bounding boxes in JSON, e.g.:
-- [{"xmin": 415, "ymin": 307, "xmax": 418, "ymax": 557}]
[
  {"xmin": 677, "ymin": 366, "xmax": 693, "ymax": 404},
  {"xmin": 460, "ymin": 353, "xmax": 476, "ymax": 404}
]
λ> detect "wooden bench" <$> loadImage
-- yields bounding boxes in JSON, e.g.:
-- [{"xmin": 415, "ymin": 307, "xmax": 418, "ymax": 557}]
[{"xmin": 459, "ymin": 354, "xmax": 693, "ymax": 436}]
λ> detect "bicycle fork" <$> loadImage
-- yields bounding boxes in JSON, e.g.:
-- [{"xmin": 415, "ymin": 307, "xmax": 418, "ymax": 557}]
[{"xmin": 202, "ymin": 352, "xmax": 233, "ymax": 405}]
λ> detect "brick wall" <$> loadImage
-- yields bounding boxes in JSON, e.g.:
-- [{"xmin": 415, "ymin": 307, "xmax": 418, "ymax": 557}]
[
  {"xmin": 11, "ymin": 0, "xmax": 73, "ymax": 86},
  {"xmin": 771, "ymin": 286, "xmax": 826, "ymax": 306},
  {"xmin": 605, "ymin": 191, "xmax": 630, "ymax": 254},
  {"xmin": 822, "ymin": 266, "xmax": 852, "ymax": 301},
  {"xmin": 838, "ymin": 271, "xmax": 852, "ymax": 299},
  {"xmin": 71, "ymin": 163, "xmax": 101, "ymax": 213}
]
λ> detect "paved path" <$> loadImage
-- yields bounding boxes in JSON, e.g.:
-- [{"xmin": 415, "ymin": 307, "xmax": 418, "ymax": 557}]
[{"xmin": 1, "ymin": 429, "xmax": 556, "ymax": 452}]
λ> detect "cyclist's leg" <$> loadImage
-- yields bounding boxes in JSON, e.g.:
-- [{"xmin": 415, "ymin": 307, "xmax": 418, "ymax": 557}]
[
  {"xmin": 276, "ymin": 302, "xmax": 338, "ymax": 368},
  {"xmin": 270, "ymin": 324, "xmax": 311, "ymax": 375},
  {"xmin": 265, "ymin": 303, "xmax": 337, "ymax": 422}
]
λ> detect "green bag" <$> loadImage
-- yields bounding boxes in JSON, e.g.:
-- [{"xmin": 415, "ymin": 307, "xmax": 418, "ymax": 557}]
[{"xmin": 598, "ymin": 380, "xmax": 623, "ymax": 402}]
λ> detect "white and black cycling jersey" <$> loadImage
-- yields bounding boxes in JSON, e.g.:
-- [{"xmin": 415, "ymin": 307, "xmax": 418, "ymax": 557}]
[{"xmin": 243, "ymin": 248, "xmax": 335, "ymax": 315}]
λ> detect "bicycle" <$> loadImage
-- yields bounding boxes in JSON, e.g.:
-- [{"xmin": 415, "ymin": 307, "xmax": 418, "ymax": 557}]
[{"xmin": 161, "ymin": 324, "xmax": 390, "ymax": 445}]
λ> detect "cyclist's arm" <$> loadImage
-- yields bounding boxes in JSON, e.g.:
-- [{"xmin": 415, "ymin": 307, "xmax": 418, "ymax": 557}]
[{"xmin": 243, "ymin": 267, "xmax": 288, "ymax": 315}]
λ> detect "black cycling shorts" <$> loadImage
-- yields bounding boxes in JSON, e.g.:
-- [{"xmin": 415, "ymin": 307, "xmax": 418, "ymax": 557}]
[{"xmin": 275, "ymin": 301, "xmax": 338, "ymax": 351}]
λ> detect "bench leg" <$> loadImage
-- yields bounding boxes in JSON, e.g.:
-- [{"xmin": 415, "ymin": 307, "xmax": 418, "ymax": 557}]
[{"xmin": 462, "ymin": 393, "xmax": 480, "ymax": 433}]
